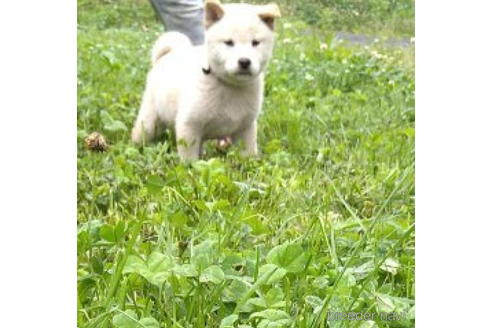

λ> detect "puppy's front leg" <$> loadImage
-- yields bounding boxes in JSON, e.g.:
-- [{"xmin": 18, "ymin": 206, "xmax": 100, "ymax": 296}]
[
  {"xmin": 234, "ymin": 121, "xmax": 258, "ymax": 157},
  {"xmin": 176, "ymin": 122, "xmax": 202, "ymax": 160}
]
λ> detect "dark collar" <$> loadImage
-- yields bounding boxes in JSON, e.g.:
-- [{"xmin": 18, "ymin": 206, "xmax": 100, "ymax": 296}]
[{"xmin": 202, "ymin": 66, "xmax": 211, "ymax": 75}]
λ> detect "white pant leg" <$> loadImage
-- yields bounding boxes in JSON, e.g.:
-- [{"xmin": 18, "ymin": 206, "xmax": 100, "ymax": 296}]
[{"xmin": 149, "ymin": 0, "xmax": 205, "ymax": 45}]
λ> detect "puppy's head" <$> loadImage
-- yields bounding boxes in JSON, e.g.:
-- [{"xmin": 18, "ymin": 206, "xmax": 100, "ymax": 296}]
[{"xmin": 204, "ymin": 0, "xmax": 281, "ymax": 84}]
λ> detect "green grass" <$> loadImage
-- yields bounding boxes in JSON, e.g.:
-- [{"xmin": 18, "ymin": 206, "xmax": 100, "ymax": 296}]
[
  {"xmin": 272, "ymin": 0, "xmax": 414, "ymax": 37},
  {"xmin": 78, "ymin": 0, "xmax": 415, "ymax": 327}
]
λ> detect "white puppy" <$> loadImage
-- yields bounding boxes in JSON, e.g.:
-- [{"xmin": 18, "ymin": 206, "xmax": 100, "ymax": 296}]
[{"xmin": 131, "ymin": 0, "xmax": 280, "ymax": 160}]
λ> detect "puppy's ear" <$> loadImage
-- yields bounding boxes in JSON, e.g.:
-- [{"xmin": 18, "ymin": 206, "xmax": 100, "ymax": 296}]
[
  {"xmin": 257, "ymin": 3, "xmax": 281, "ymax": 30},
  {"xmin": 204, "ymin": 0, "xmax": 225, "ymax": 29}
]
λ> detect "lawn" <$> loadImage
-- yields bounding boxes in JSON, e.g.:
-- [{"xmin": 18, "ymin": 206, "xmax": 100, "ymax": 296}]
[{"xmin": 77, "ymin": 0, "xmax": 415, "ymax": 327}]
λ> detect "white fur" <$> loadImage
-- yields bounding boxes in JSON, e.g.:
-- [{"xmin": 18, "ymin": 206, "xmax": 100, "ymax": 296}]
[{"xmin": 131, "ymin": 1, "xmax": 280, "ymax": 160}]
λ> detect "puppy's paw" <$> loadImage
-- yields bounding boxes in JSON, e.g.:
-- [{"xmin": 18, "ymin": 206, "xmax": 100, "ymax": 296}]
[
  {"xmin": 216, "ymin": 136, "xmax": 232, "ymax": 152},
  {"xmin": 131, "ymin": 126, "xmax": 144, "ymax": 144}
]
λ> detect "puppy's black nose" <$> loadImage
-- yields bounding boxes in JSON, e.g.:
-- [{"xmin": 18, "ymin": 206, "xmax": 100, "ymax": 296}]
[{"xmin": 238, "ymin": 58, "xmax": 251, "ymax": 69}]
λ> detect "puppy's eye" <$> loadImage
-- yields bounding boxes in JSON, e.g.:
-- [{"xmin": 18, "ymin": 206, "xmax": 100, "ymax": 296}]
[
  {"xmin": 252, "ymin": 40, "xmax": 260, "ymax": 47},
  {"xmin": 224, "ymin": 40, "xmax": 234, "ymax": 46}
]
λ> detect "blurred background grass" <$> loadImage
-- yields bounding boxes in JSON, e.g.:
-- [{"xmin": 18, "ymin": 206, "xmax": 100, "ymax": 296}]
[{"xmin": 78, "ymin": 0, "xmax": 414, "ymax": 37}]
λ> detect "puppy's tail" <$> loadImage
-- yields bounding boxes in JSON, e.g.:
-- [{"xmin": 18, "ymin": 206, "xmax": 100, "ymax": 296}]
[{"xmin": 151, "ymin": 32, "xmax": 192, "ymax": 65}]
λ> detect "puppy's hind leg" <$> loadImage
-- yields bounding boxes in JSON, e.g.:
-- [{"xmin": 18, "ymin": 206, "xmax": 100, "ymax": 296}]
[{"xmin": 132, "ymin": 89, "xmax": 158, "ymax": 144}]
